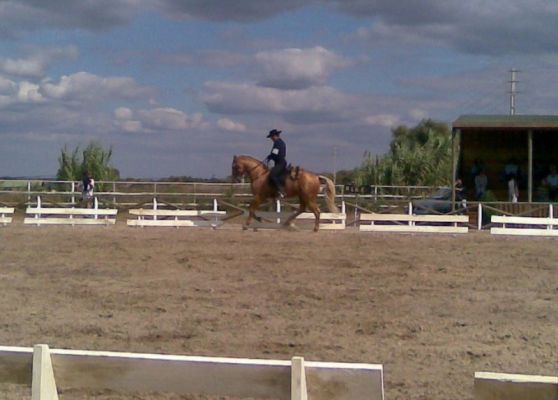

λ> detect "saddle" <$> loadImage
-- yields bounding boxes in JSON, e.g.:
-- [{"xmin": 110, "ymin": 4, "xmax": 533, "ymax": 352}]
[{"xmin": 273, "ymin": 164, "xmax": 302, "ymax": 187}]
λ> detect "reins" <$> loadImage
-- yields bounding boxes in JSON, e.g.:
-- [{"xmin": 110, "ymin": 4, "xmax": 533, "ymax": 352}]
[{"xmin": 243, "ymin": 159, "xmax": 268, "ymax": 180}]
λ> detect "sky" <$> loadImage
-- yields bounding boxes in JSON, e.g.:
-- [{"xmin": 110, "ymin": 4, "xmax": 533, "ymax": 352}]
[{"xmin": 1, "ymin": 0, "xmax": 558, "ymax": 179}]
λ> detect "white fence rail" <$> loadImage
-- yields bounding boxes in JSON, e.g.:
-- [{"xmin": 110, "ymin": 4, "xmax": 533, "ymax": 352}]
[
  {"xmin": 0, "ymin": 344, "xmax": 384, "ymax": 400},
  {"xmin": 24, "ymin": 197, "xmax": 117, "ymax": 226},
  {"xmin": 0, "ymin": 206, "xmax": 14, "ymax": 225},
  {"xmin": 0, "ymin": 179, "xmax": 444, "ymax": 205},
  {"xmin": 127, "ymin": 198, "xmax": 226, "ymax": 228},
  {"xmin": 474, "ymin": 372, "xmax": 558, "ymax": 400}
]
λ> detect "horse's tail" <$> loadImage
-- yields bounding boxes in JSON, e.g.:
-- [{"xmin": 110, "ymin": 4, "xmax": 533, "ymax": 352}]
[{"xmin": 318, "ymin": 175, "xmax": 338, "ymax": 212}]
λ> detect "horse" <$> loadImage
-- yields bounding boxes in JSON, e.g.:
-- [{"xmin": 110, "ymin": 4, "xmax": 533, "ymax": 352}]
[{"xmin": 231, "ymin": 155, "xmax": 338, "ymax": 232}]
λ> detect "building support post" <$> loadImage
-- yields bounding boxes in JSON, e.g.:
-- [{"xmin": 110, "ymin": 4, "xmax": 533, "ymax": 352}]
[
  {"xmin": 528, "ymin": 129, "xmax": 533, "ymax": 203},
  {"xmin": 451, "ymin": 129, "xmax": 461, "ymax": 211}
]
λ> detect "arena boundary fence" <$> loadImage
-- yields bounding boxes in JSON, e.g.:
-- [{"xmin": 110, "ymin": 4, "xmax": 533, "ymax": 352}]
[
  {"xmin": 0, "ymin": 206, "xmax": 14, "ymax": 225},
  {"xmin": 0, "ymin": 344, "xmax": 384, "ymax": 400},
  {"xmin": 358, "ymin": 202, "xmax": 469, "ymax": 234},
  {"xmin": 486, "ymin": 203, "xmax": 558, "ymax": 236},
  {"xmin": 235, "ymin": 200, "xmax": 347, "ymax": 230},
  {"xmin": 474, "ymin": 371, "xmax": 558, "ymax": 400},
  {"xmin": 24, "ymin": 197, "xmax": 117, "ymax": 226},
  {"xmin": 127, "ymin": 198, "xmax": 226, "ymax": 228}
]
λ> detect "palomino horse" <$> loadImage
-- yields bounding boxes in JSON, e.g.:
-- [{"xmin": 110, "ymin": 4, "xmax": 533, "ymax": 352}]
[{"xmin": 231, "ymin": 155, "xmax": 338, "ymax": 232}]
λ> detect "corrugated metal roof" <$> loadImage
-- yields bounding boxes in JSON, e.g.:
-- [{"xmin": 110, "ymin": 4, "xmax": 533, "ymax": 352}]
[{"xmin": 453, "ymin": 115, "xmax": 558, "ymax": 129}]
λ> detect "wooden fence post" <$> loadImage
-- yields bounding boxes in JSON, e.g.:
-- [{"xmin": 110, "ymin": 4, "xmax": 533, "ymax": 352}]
[
  {"xmin": 291, "ymin": 356, "xmax": 307, "ymax": 400},
  {"xmin": 32, "ymin": 344, "xmax": 59, "ymax": 400}
]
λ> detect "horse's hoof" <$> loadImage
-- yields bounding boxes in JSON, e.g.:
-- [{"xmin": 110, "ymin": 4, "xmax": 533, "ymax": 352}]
[{"xmin": 242, "ymin": 225, "xmax": 248, "ymax": 231}]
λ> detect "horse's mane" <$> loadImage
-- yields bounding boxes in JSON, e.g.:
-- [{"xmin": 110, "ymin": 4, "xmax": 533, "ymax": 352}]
[{"xmin": 236, "ymin": 155, "xmax": 268, "ymax": 170}]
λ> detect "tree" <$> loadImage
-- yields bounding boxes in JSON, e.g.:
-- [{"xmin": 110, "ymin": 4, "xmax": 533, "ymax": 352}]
[
  {"xmin": 354, "ymin": 119, "xmax": 452, "ymax": 187},
  {"xmin": 57, "ymin": 142, "xmax": 120, "ymax": 188}
]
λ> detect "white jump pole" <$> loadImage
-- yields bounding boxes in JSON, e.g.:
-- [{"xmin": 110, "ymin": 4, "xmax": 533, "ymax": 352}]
[
  {"xmin": 549, "ymin": 204, "xmax": 553, "ymax": 230},
  {"xmin": 478, "ymin": 203, "xmax": 483, "ymax": 230},
  {"xmin": 153, "ymin": 198, "xmax": 157, "ymax": 221},
  {"xmin": 36, "ymin": 196, "xmax": 42, "ymax": 222}
]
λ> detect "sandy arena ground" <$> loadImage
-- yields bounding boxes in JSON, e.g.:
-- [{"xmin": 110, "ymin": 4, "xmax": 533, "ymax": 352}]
[{"xmin": 0, "ymin": 223, "xmax": 556, "ymax": 399}]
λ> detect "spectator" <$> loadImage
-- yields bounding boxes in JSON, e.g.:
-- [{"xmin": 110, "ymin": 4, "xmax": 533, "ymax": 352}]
[
  {"xmin": 474, "ymin": 169, "xmax": 488, "ymax": 200},
  {"xmin": 508, "ymin": 176, "xmax": 519, "ymax": 203},
  {"xmin": 546, "ymin": 165, "xmax": 558, "ymax": 201},
  {"xmin": 504, "ymin": 158, "xmax": 520, "ymax": 181},
  {"xmin": 79, "ymin": 171, "xmax": 95, "ymax": 208}
]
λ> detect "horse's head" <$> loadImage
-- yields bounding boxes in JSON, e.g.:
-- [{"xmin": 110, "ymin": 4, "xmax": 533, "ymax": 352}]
[{"xmin": 231, "ymin": 155, "xmax": 245, "ymax": 182}]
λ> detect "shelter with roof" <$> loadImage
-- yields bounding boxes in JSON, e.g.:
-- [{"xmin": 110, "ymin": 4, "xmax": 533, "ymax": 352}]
[{"xmin": 452, "ymin": 115, "xmax": 558, "ymax": 203}]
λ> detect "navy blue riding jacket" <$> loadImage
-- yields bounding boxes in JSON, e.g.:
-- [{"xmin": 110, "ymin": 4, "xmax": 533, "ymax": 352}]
[{"xmin": 267, "ymin": 138, "xmax": 286, "ymax": 164}]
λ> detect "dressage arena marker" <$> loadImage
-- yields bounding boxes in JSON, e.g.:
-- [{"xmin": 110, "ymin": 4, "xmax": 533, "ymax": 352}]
[
  {"xmin": 490, "ymin": 206, "xmax": 558, "ymax": 236},
  {"xmin": 474, "ymin": 371, "xmax": 558, "ymax": 400},
  {"xmin": 0, "ymin": 344, "xmax": 384, "ymax": 400},
  {"xmin": 127, "ymin": 198, "xmax": 226, "ymax": 228},
  {"xmin": 0, "ymin": 206, "xmax": 14, "ymax": 225},
  {"xmin": 359, "ymin": 213, "xmax": 469, "ymax": 234},
  {"xmin": 24, "ymin": 197, "xmax": 117, "ymax": 226},
  {"xmin": 247, "ymin": 200, "xmax": 347, "ymax": 230}
]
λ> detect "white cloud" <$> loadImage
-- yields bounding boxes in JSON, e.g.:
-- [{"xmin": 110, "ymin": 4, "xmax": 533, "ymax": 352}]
[
  {"xmin": 363, "ymin": 114, "xmax": 400, "ymax": 128},
  {"xmin": 17, "ymin": 81, "xmax": 43, "ymax": 103},
  {"xmin": 0, "ymin": 77, "xmax": 17, "ymax": 94},
  {"xmin": 40, "ymin": 72, "xmax": 153, "ymax": 102},
  {"xmin": 201, "ymin": 81, "xmax": 357, "ymax": 123},
  {"xmin": 0, "ymin": 46, "xmax": 78, "ymax": 79},
  {"xmin": 113, "ymin": 106, "xmax": 205, "ymax": 134},
  {"xmin": 0, "ymin": 57, "xmax": 45, "ymax": 79},
  {"xmin": 217, "ymin": 117, "xmax": 247, "ymax": 132},
  {"xmin": 120, "ymin": 120, "xmax": 143, "ymax": 133},
  {"xmin": 137, "ymin": 107, "xmax": 190, "ymax": 131},
  {"xmin": 114, "ymin": 107, "xmax": 133, "ymax": 120},
  {"xmin": 255, "ymin": 47, "xmax": 351, "ymax": 89}
]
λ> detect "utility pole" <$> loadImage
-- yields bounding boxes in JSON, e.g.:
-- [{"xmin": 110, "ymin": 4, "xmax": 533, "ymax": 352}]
[
  {"xmin": 332, "ymin": 146, "xmax": 337, "ymax": 185},
  {"xmin": 509, "ymin": 68, "xmax": 519, "ymax": 115}
]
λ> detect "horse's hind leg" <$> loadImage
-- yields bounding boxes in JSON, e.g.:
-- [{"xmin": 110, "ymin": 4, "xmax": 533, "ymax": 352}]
[
  {"xmin": 307, "ymin": 199, "xmax": 321, "ymax": 232},
  {"xmin": 282, "ymin": 200, "xmax": 306, "ymax": 228},
  {"xmin": 244, "ymin": 198, "xmax": 262, "ymax": 229}
]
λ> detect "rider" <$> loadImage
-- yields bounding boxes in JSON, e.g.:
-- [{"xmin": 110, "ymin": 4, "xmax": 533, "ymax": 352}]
[{"xmin": 265, "ymin": 129, "xmax": 287, "ymax": 197}]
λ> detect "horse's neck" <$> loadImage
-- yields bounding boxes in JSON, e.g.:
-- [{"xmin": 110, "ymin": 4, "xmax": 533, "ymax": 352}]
[{"xmin": 243, "ymin": 158, "xmax": 267, "ymax": 181}]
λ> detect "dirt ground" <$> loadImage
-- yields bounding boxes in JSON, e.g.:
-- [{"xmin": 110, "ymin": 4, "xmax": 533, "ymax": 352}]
[{"xmin": 0, "ymin": 223, "xmax": 556, "ymax": 400}]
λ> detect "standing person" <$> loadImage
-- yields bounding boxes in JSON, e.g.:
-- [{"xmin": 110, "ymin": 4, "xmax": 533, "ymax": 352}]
[
  {"xmin": 80, "ymin": 170, "xmax": 95, "ymax": 208},
  {"xmin": 546, "ymin": 165, "xmax": 558, "ymax": 201},
  {"xmin": 264, "ymin": 129, "xmax": 287, "ymax": 197},
  {"xmin": 508, "ymin": 176, "xmax": 519, "ymax": 203},
  {"xmin": 474, "ymin": 169, "xmax": 488, "ymax": 200}
]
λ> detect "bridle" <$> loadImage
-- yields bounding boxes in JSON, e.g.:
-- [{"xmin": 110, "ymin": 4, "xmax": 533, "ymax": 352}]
[{"xmin": 236, "ymin": 158, "xmax": 268, "ymax": 180}]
